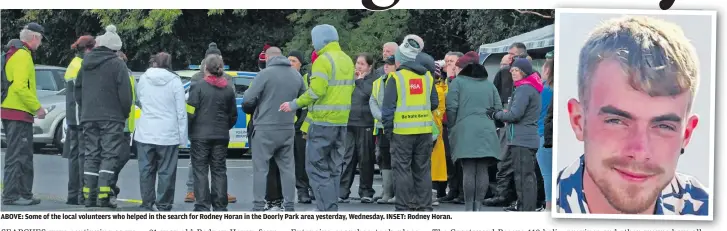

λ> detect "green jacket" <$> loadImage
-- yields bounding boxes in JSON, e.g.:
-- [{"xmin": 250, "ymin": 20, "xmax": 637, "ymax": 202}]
[{"xmin": 291, "ymin": 42, "xmax": 354, "ymax": 126}]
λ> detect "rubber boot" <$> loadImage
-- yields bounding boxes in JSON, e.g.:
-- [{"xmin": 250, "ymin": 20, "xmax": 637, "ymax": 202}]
[{"xmin": 377, "ymin": 170, "xmax": 393, "ymax": 204}]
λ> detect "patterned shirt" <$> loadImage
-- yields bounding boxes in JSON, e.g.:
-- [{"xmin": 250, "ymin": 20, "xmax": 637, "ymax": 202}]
[{"xmin": 556, "ymin": 155, "xmax": 709, "ymax": 216}]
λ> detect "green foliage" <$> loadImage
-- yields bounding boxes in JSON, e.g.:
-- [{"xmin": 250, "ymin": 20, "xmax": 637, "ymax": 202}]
[{"xmin": 1, "ymin": 9, "xmax": 551, "ymax": 72}]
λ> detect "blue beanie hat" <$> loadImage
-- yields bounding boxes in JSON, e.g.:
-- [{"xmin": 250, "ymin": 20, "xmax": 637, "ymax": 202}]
[
  {"xmin": 311, "ymin": 24, "xmax": 339, "ymax": 51},
  {"xmin": 511, "ymin": 57, "xmax": 533, "ymax": 76}
]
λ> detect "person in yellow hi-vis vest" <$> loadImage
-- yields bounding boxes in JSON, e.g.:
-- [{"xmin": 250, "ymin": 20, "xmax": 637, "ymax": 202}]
[
  {"xmin": 114, "ymin": 51, "xmax": 136, "ymax": 206},
  {"xmin": 279, "ymin": 24, "xmax": 355, "ymax": 212},
  {"xmin": 62, "ymin": 35, "xmax": 96, "ymax": 206},
  {"xmin": 380, "ymin": 35, "xmax": 439, "ymax": 211},
  {"xmin": 370, "ymin": 54, "xmax": 397, "ymax": 204}
]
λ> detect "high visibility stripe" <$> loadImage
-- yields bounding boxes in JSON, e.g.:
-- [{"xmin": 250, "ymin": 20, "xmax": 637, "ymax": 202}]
[
  {"xmin": 98, "ymin": 193, "xmax": 109, "ymax": 199},
  {"xmin": 100, "ymin": 186, "xmax": 112, "ymax": 192},
  {"xmin": 392, "ymin": 70, "xmax": 434, "ymax": 135},
  {"xmin": 83, "ymin": 172, "xmax": 99, "ymax": 176},
  {"xmin": 311, "ymin": 72, "xmax": 329, "ymax": 81},
  {"xmin": 307, "ymin": 90, "xmax": 319, "ymax": 100},
  {"xmin": 186, "ymin": 104, "xmax": 196, "ymax": 114},
  {"xmin": 329, "ymin": 79, "xmax": 354, "ymax": 86},
  {"xmin": 394, "ymin": 121, "xmax": 433, "ymax": 129},
  {"xmin": 324, "ymin": 53, "xmax": 336, "ymax": 81},
  {"xmin": 309, "ymin": 105, "xmax": 351, "ymax": 111},
  {"xmin": 99, "ymin": 170, "xmax": 115, "ymax": 174},
  {"xmin": 83, "ymin": 187, "xmax": 90, "ymax": 193}
]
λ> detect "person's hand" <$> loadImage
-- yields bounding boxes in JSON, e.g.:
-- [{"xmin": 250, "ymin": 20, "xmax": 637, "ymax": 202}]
[
  {"xmin": 280, "ymin": 102, "xmax": 292, "ymax": 112},
  {"xmin": 486, "ymin": 107, "xmax": 498, "ymax": 120},
  {"xmin": 36, "ymin": 107, "xmax": 47, "ymax": 119}
]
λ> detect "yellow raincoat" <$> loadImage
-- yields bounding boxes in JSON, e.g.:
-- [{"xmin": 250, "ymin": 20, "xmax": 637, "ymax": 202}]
[{"xmin": 431, "ymin": 79, "xmax": 448, "ymax": 182}]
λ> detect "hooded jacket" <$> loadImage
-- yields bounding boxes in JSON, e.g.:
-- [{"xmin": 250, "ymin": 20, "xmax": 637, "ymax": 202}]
[
  {"xmin": 64, "ymin": 56, "xmax": 83, "ymax": 126},
  {"xmin": 187, "ymin": 74, "xmax": 238, "ymax": 140},
  {"xmin": 1, "ymin": 39, "xmax": 40, "ymax": 122},
  {"xmin": 242, "ymin": 56, "xmax": 305, "ymax": 131},
  {"xmin": 381, "ymin": 61, "xmax": 439, "ymax": 132},
  {"xmin": 191, "ymin": 71, "xmax": 233, "ymax": 90},
  {"xmin": 133, "ymin": 68, "xmax": 188, "ymax": 146},
  {"xmin": 74, "ymin": 46, "xmax": 133, "ymax": 124},
  {"xmin": 493, "ymin": 72, "xmax": 543, "ymax": 149},
  {"xmin": 348, "ymin": 70, "xmax": 377, "ymax": 127},
  {"xmin": 446, "ymin": 63, "xmax": 502, "ymax": 160}
]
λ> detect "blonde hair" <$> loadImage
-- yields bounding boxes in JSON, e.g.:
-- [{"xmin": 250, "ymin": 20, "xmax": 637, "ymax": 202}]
[{"xmin": 577, "ymin": 16, "xmax": 699, "ymax": 110}]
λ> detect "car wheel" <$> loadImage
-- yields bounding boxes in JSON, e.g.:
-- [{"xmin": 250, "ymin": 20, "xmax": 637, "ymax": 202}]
[{"xmin": 53, "ymin": 119, "xmax": 64, "ymax": 150}]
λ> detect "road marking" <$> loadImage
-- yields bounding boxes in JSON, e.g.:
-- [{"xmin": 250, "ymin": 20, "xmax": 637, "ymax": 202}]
[{"xmin": 117, "ymin": 198, "xmax": 143, "ymax": 204}]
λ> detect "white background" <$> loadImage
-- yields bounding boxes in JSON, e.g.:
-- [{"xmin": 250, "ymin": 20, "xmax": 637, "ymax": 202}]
[
  {"xmin": 555, "ymin": 11, "xmax": 714, "ymax": 186},
  {"xmin": 1, "ymin": 0, "xmax": 726, "ymax": 230}
]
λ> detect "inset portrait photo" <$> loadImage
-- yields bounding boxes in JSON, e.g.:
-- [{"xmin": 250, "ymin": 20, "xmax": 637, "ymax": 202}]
[{"xmin": 552, "ymin": 9, "xmax": 716, "ymax": 220}]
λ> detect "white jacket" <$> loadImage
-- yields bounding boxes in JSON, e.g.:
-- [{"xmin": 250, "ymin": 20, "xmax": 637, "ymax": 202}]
[{"xmin": 134, "ymin": 68, "xmax": 188, "ymax": 146}]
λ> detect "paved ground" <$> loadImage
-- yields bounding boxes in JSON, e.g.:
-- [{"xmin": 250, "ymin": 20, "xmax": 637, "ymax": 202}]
[{"xmin": 0, "ymin": 147, "xmax": 504, "ymax": 212}]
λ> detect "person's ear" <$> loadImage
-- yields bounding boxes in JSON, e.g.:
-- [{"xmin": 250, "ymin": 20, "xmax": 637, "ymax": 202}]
[
  {"xmin": 681, "ymin": 114, "xmax": 700, "ymax": 153},
  {"xmin": 568, "ymin": 98, "xmax": 586, "ymax": 141}
]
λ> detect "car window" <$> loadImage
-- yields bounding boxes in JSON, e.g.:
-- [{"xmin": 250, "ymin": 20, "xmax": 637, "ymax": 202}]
[
  {"xmin": 35, "ymin": 70, "xmax": 58, "ymax": 91},
  {"xmin": 233, "ymin": 77, "xmax": 252, "ymax": 97},
  {"xmin": 53, "ymin": 70, "xmax": 66, "ymax": 90}
]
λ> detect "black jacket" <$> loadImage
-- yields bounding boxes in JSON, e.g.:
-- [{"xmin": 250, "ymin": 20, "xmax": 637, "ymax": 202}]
[
  {"xmin": 75, "ymin": 46, "xmax": 132, "ymax": 124},
  {"xmin": 381, "ymin": 61, "xmax": 439, "ymax": 132},
  {"xmin": 294, "ymin": 68, "xmax": 312, "ymax": 133},
  {"xmin": 348, "ymin": 71, "xmax": 377, "ymax": 127},
  {"xmin": 543, "ymin": 98, "xmax": 553, "ymax": 148},
  {"xmin": 493, "ymin": 66, "xmax": 514, "ymax": 105},
  {"xmin": 187, "ymin": 76, "xmax": 238, "ymax": 140}
]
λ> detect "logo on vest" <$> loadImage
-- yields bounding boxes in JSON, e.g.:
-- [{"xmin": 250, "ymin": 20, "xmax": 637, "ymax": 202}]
[{"xmin": 409, "ymin": 79, "xmax": 423, "ymax": 95}]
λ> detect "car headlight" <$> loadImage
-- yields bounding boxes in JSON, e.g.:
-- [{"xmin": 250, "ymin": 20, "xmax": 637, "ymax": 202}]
[{"xmin": 33, "ymin": 105, "xmax": 56, "ymax": 118}]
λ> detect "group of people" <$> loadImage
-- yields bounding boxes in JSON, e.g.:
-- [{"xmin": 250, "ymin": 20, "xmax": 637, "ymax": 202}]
[
  {"xmin": 245, "ymin": 25, "xmax": 555, "ymax": 212},
  {"xmin": 1, "ymin": 22, "xmax": 555, "ymax": 212}
]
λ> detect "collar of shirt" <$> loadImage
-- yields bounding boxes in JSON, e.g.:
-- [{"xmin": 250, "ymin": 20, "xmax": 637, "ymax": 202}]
[{"xmin": 555, "ymin": 154, "xmax": 709, "ymax": 216}]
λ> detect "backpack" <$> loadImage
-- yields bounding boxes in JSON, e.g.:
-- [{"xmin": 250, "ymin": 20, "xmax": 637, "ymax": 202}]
[{"xmin": 1, "ymin": 50, "xmax": 12, "ymax": 103}]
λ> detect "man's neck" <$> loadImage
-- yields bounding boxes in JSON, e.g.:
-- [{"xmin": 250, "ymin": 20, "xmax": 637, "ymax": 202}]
[{"xmin": 582, "ymin": 167, "xmax": 656, "ymax": 214}]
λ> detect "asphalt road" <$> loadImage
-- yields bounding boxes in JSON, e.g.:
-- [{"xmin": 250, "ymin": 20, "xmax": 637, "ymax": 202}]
[{"xmin": 0, "ymin": 148, "xmax": 504, "ymax": 212}]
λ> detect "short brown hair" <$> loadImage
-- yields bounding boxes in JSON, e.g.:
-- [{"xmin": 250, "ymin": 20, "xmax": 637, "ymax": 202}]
[
  {"xmin": 152, "ymin": 52, "xmax": 173, "ymax": 69},
  {"xmin": 116, "ymin": 51, "xmax": 128, "ymax": 63},
  {"xmin": 577, "ymin": 16, "xmax": 699, "ymax": 110},
  {"xmin": 71, "ymin": 35, "xmax": 95, "ymax": 52}
]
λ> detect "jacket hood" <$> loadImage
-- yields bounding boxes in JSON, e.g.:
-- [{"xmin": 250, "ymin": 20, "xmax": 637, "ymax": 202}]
[
  {"xmin": 515, "ymin": 72, "xmax": 544, "ymax": 93},
  {"xmin": 311, "ymin": 24, "xmax": 339, "ymax": 51},
  {"xmin": 266, "ymin": 56, "xmax": 291, "ymax": 67},
  {"xmin": 142, "ymin": 68, "xmax": 179, "ymax": 86},
  {"xmin": 83, "ymin": 47, "xmax": 119, "ymax": 70},
  {"xmin": 205, "ymin": 76, "xmax": 229, "ymax": 88},
  {"xmin": 4, "ymin": 39, "xmax": 24, "ymax": 50},
  {"xmin": 458, "ymin": 63, "xmax": 488, "ymax": 80},
  {"xmin": 398, "ymin": 61, "xmax": 428, "ymax": 75}
]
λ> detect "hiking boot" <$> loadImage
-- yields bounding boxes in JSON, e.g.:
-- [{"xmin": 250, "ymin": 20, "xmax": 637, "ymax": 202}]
[
  {"xmin": 483, "ymin": 197, "xmax": 509, "ymax": 207},
  {"xmin": 85, "ymin": 197, "xmax": 98, "ymax": 207},
  {"xmin": 184, "ymin": 192, "xmax": 195, "ymax": 203},
  {"xmin": 451, "ymin": 196, "xmax": 464, "ymax": 204},
  {"xmin": 298, "ymin": 192, "xmax": 312, "ymax": 204},
  {"xmin": 228, "ymin": 193, "xmax": 237, "ymax": 203},
  {"xmin": 3, "ymin": 197, "xmax": 41, "ymax": 206},
  {"xmin": 98, "ymin": 198, "xmax": 117, "ymax": 209},
  {"xmin": 438, "ymin": 194, "xmax": 457, "ymax": 203}
]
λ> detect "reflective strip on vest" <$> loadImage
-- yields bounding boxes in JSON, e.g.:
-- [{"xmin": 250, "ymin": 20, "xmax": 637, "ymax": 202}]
[
  {"xmin": 307, "ymin": 52, "xmax": 354, "ymax": 126},
  {"xmin": 372, "ymin": 77, "xmax": 386, "ymax": 128},
  {"xmin": 392, "ymin": 71, "xmax": 433, "ymax": 135}
]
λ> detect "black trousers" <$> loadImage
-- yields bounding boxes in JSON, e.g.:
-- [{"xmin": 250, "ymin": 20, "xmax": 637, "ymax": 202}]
[
  {"xmin": 294, "ymin": 132, "xmax": 311, "ymax": 196},
  {"xmin": 376, "ymin": 130, "xmax": 391, "ymax": 170},
  {"xmin": 82, "ymin": 121, "xmax": 124, "ymax": 201},
  {"xmin": 509, "ymin": 145, "xmax": 538, "ymax": 211},
  {"xmin": 493, "ymin": 129, "xmax": 516, "ymax": 202},
  {"xmin": 113, "ymin": 132, "xmax": 131, "ymax": 193},
  {"xmin": 65, "ymin": 125, "xmax": 84, "ymax": 203},
  {"xmin": 340, "ymin": 126, "xmax": 376, "ymax": 199},
  {"xmin": 443, "ymin": 126, "xmax": 463, "ymax": 198},
  {"xmin": 1, "ymin": 119, "xmax": 34, "ymax": 202},
  {"xmin": 390, "ymin": 133, "xmax": 433, "ymax": 211},
  {"xmin": 265, "ymin": 158, "xmax": 283, "ymax": 201},
  {"xmin": 191, "ymin": 139, "xmax": 229, "ymax": 211}
]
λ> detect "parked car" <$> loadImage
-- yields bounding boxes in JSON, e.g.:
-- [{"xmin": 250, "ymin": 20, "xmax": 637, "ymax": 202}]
[
  {"xmin": 35, "ymin": 65, "xmax": 67, "ymax": 98},
  {"xmin": 130, "ymin": 65, "xmax": 256, "ymax": 156},
  {"xmin": 1, "ymin": 89, "xmax": 66, "ymax": 150}
]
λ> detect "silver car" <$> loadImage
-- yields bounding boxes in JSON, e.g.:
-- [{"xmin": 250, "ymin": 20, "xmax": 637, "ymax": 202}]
[{"xmin": 0, "ymin": 89, "xmax": 66, "ymax": 150}]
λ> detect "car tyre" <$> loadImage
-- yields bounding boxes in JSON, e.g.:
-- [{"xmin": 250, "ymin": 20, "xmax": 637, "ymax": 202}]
[{"xmin": 53, "ymin": 119, "xmax": 64, "ymax": 150}]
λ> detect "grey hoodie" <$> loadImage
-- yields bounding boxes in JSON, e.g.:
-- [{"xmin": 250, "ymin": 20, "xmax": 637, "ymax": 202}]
[
  {"xmin": 134, "ymin": 68, "xmax": 188, "ymax": 146},
  {"xmin": 242, "ymin": 56, "xmax": 305, "ymax": 131}
]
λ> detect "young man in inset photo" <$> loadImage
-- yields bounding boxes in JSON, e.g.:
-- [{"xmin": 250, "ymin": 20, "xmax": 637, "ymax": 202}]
[{"xmin": 556, "ymin": 16, "xmax": 709, "ymax": 215}]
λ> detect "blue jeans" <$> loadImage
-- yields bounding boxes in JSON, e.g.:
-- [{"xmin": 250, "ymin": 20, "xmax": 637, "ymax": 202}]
[{"xmin": 536, "ymin": 136, "xmax": 553, "ymax": 202}]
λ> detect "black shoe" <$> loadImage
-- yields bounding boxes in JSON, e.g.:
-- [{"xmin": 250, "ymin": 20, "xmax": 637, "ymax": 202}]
[
  {"xmin": 85, "ymin": 198, "xmax": 98, "ymax": 207},
  {"xmin": 338, "ymin": 197, "xmax": 351, "ymax": 203},
  {"xmin": 438, "ymin": 194, "xmax": 457, "ymax": 203},
  {"xmin": 298, "ymin": 193, "xmax": 312, "ymax": 204},
  {"xmin": 483, "ymin": 197, "xmax": 509, "ymax": 207},
  {"xmin": 451, "ymin": 196, "xmax": 465, "ymax": 204},
  {"xmin": 360, "ymin": 197, "xmax": 374, "ymax": 203},
  {"xmin": 504, "ymin": 201, "xmax": 518, "ymax": 212},
  {"xmin": 138, "ymin": 205, "xmax": 156, "ymax": 211},
  {"xmin": 3, "ymin": 197, "xmax": 41, "ymax": 206},
  {"xmin": 98, "ymin": 198, "xmax": 117, "ymax": 209}
]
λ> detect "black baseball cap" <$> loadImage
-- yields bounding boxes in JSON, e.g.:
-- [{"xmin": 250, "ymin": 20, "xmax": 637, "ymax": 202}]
[
  {"xmin": 384, "ymin": 55, "xmax": 395, "ymax": 65},
  {"xmin": 24, "ymin": 22, "xmax": 45, "ymax": 37}
]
